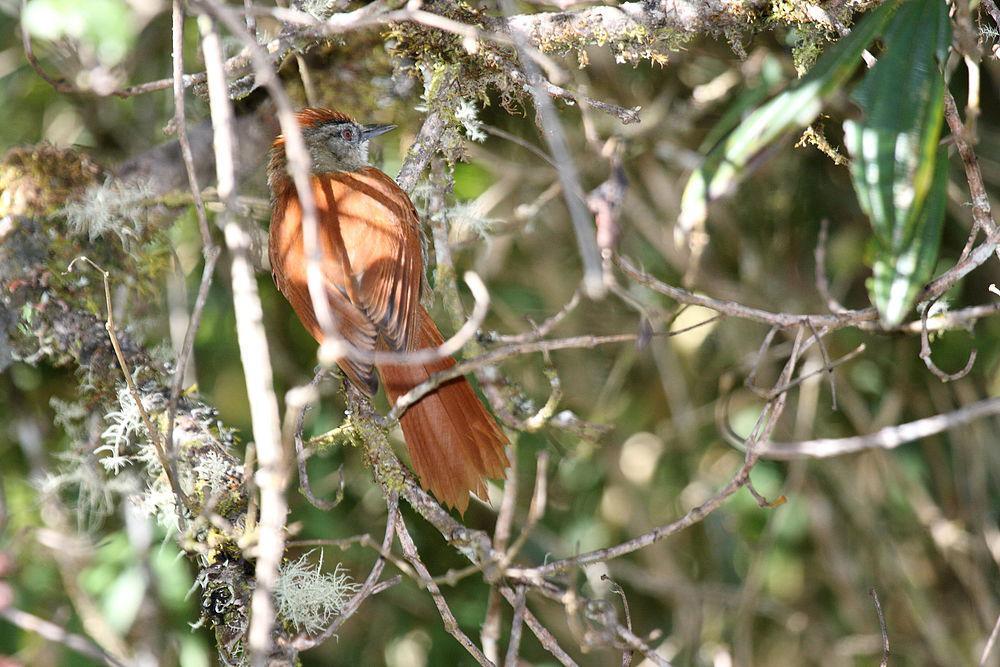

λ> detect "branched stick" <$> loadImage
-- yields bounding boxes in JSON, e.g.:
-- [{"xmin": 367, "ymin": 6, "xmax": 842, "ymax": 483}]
[
  {"xmin": 502, "ymin": 0, "xmax": 605, "ymax": 298},
  {"xmin": 758, "ymin": 395, "xmax": 1000, "ymax": 459},
  {"xmin": 397, "ymin": 518, "xmax": 496, "ymax": 666},
  {"xmin": 66, "ymin": 257, "xmax": 189, "ymax": 516},
  {"xmin": 198, "ymin": 14, "xmax": 287, "ymax": 666},
  {"xmin": 512, "ymin": 327, "xmax": 804, "ymax": 578},
  {"xmin": 163, "ymin": 0, "xmax": 222, "ymax": 513}
]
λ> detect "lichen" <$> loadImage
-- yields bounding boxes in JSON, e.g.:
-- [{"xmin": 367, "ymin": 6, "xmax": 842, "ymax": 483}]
[{"xmin": 274, "ymin": 551, "xmax": 359, "ymax": 635}]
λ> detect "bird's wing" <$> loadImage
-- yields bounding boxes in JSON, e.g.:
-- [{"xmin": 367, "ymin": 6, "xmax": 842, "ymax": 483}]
[
  {"xmin": 317, "ymin": 169, "xmax": 424, "ymax": 352},
  {"xmin": 269, "ymin": 181, "xmax": 381, "ymax": 394}
]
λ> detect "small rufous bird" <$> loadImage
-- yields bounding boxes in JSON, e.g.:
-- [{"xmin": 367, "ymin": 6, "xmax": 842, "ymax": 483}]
[{"xmin": 267, "ymin": 107, "xmax": 508, "ymax": 512}]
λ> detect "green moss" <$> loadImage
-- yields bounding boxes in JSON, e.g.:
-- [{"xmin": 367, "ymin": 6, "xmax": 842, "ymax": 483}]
[{"xmin": 0, "ymin": 144, "xmax": 101, "ymax": 217}]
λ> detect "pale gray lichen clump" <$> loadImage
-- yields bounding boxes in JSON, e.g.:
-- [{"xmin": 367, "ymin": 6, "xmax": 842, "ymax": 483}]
[{"xmin": 274, "ymin": 551, "xmax": 360, "ymax": 635}]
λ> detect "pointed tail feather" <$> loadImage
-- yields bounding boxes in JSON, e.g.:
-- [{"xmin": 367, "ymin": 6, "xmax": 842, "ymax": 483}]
[{"xmin": 378, "ymin": 307, "xmax": 508, "ymax": 512}]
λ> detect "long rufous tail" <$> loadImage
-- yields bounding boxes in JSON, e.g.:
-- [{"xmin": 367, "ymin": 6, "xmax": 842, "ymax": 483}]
[{"xmin": 379, "ymin": 308, "xmax": 508, "ymax": 513}]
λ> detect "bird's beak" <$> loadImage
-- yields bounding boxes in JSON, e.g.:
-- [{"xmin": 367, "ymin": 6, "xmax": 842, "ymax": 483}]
[{"xmin": 361, "ymin": 123, "xmax": 396, "ymax": 140}]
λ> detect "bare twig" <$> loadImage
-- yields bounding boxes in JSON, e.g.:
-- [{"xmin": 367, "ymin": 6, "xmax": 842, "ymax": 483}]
[
  {"xmin": 0, "ymin": 607, "xmax": 127, "ymax": 667},
  {"xmin": 389, "ymin": 333, "xmax": 636, "ymax": 419},
  {"xmin": 619, "ymin": 254, "xmax": 875, "ymax": 329},
  {"xmin": 869, "ymin": 588, "xmax": 889, "ymax": 667},
  {"xmin": 761, "ymin": 343, "xmax": 865, "ymax": 401},
  {"xmin": 919, "ymin": 298, "xmax": 978, "ymax": 382},
  {"xmin": 66, "ymin": 257, "xmax": 189, "ymax": 516},
  {"xmin": 503, "ymin": 451, "xmax": 550, "ymax": 565},
  {"xmin": 483, "ymin": 440, "xmax": 518, "ymax": 662},
  {"xmin": 494, "ymin": 290, "xmax": 581, "ymax": 344},
  {"xmin": 602, "ymin": 574, "xmax": 634, "ymax": 666},
  {"xmin": 980, "ymin": 611, "xmax": 1000, "ymax": 667},
  {"xmin": 502, "ymin": 586, "xmax": 527, "ymax": 667},
  {"xmin": 500, "ymin": 587, "xmax": 579, "ymax": 667},
  {"xmin": 943, "ymin": 91, "xmax": 996, "ymax": 238},
  {"xmin": 758, "ymin": 396, "xmax": 1000, "ymax": 459},
  {"xmin": 163, "ymin": 1, "xmax": 221, "ymax": 518},
  {"xmin": 19, "ymin": 0, "xmax": 77, "ymax": 95},
  {"xmin": 805, "ymin": 317, "xmax": 838, "ymax": 410},
  {"xmin": 621, "ymin": 252, "xmax": 1000, "ymax": 336},
  {"xmin": 198, "ymin": 14, "xmax": 287, "ymax": 666},
  {"xmin": 501, "ymin": 0, "xmax": 605, "ymax": 298},
  {"xmin": 397, "ymin": 518, "xmax": 496, "ymax": 666}
]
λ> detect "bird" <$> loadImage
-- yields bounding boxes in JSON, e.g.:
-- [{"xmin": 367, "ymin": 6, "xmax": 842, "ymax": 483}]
[{"xmin": 266, "ymin": 107, "xmax": 508, "ymax": 513}]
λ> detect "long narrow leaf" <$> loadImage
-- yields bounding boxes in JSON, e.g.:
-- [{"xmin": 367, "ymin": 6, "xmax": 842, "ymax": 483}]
[
  {"xmin": 844, "ymin": 0, "xmax": 950, "ymax": 251},
  {"xmin": 870, "ymin": 146, "xmax": 948, "ymax": 326},
  {"xmin": 844, "ymin": 0, "xmax": 950, "ymax": 325},
  {"xmin": 678, "ymin": 0, "xmax": 901, "ymax": 236}
]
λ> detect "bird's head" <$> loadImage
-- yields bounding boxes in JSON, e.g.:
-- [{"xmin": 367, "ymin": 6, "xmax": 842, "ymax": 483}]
[{"xmin": 269, "ymin": 107, "xmax": 396, "ymax": 181}]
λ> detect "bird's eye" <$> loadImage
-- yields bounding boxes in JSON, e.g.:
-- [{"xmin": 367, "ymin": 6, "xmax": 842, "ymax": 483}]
[{"xmin": 340, "ymin": 128, "xmax": 354, "ymax": 142}]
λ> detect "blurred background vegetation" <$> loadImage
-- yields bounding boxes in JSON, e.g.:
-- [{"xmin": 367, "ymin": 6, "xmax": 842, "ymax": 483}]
[{"xmin": 1, "ymin": 0, "xmax": 999, "ymax": 665}]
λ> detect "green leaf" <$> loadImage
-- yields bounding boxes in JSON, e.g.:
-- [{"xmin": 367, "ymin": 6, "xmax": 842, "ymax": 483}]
[
  {"xmin": 870, "ymin": 147, "xmax": 948, "ymax": 326},
  {"xmin": 843, "ymin": 0, "xmax": 951, "ymax": 325},
  {"xmin": 844, "ymin": 0, "xmax": 950, "ymax": 252},
  {"xmin": 678, "ymin": 0, "xmax": 901, "ymax": 235},
  {"xmin": 697, "ymin": 54, "xmax": 785, "ymax": 154}
]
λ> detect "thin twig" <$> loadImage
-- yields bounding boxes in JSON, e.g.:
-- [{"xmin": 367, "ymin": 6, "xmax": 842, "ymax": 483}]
[
  {"xmin": 19, "ymin": 0, "xmax": 77, "ymax": 95},
  {"xmin": 919, "ymin": 297, "xmax": 978, "ymax": 382},
  {"xmin": 804, "ymin": 318, "xmax": 838, "ymax": 410},
  {"xmin": 0, "ymin": 607, "xmax": 128, "ymax": 667},
  {"xmin": 501, "ymin": 0, "xmax": 605, "ymax": 298},
  {"xmin": 66, "ymin": 257, "xmax": 189, "ymax": 515},
  {"xmin": 869, "ymin": 588, "xmax": 889, "ymax": 667},
  {"xmin": 287, "ymin": 379, "xmax": 346, "ymax": 511},
  {"xmin": 163, "ymin": 0, "xmax": 221, "ymax": 517},
  {"xmin": 980, "ymin": 611, "xmax": 1000, "ymax": 667},
  {"xmin": 758, "ymin": 395, "xmax": 1000, "ymax": 460},
  {"xmin": 389, "ymin": 321, "xmax": 723, "ymax": 420},
  {"xmin": 943, "ymin": 91, "xmax": 997, "ymax": 238},
  {"xmin": 397, "ymin": 518, "xmax": 496, "ymax": 666},
  {"xmin": 502, "ymin": 586, "xmax": 527, "ymax": 667},
  {"xmin": 762, "ymin": 343, "xmax": 865, "ymax": 401},
  {"xmin": 494, "ymin": 290, "xmax": 581, "ymax": 344},
  {"xmin": 503, "ymin": 451, "xmax": 550, "ymax": 566},
  {"xmin": 602, "ymin": 574, "xmax": 634, "ymax": 666},
  {"xmin": 483, "ymin": 439, "xmax": 519, "ymax": 662},
  {"xmin": 500, "ymin": 587, "xmax": 579, "ymax": 666}
]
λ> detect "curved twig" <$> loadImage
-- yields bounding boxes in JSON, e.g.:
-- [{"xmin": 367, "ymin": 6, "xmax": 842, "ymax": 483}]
[{"xmin": 919, "ymin": 298, "xmax": 978, "ymax": 383}]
